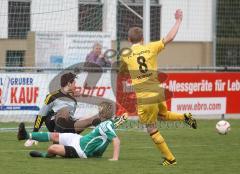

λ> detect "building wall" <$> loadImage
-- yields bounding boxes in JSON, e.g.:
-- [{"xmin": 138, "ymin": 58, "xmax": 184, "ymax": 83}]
[
  {"xmin": 0, "ymin": 0, "xmax": 214, "ymax": 67},
  {"xmin": 158, "ymin": 42, "xmax": 213, "ymax": 67},
  {"xmin": 0, "ymin": 35, "xmax": 213, "ymax": 67},
  {"xmin": 25, "ymin": 32, "xmax": 35, "ymax": 67},
  {"xmin": 0, "ymin": 32, "xmax": 35, "ymax": 67},
  {"xmin": 114, "ymin": 41, "xmax": 213, "ymax": 67},
  {"xmin": 0, "ymin": 35, "xmax": 212, "ymax": 67}
]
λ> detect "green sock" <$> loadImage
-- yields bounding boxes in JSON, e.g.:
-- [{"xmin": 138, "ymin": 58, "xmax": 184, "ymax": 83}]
[
  {"xmin": 25, "ymin": 133, "xmax": 30, "ymax": 139},
  {"xmin": 30, "ymin": 132, "xmax": 50, "ymax": 142},
  {"xmin": 41, "ymin": 152, "xmax": 55, "ymax": 158},
  {"xmin": 40, "ymin": 152, "xmax": 48, "ymax": 158}
]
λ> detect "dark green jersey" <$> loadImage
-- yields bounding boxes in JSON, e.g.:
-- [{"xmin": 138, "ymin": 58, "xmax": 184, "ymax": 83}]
[{"xmin": 80, "ymin": 120, "xmax": 117, "ymax": 157}]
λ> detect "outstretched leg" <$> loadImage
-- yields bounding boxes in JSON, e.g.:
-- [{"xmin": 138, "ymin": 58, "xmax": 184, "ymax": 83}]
[
  {"xmin": 17, "ymin": 123, "xmax": 80, "ymax": 158},
  {"xmin": 74, "ymin": 116, "xmax": 100, "ymax": 133},
  {"xmin": 137, "ymin": 103, "xmax": 177, "ymax": 166},
  {"xmin": 29, "ymin": 144, "xmax": 67, "ymax": 158},
  {"xmin": 158, "ymin": 102, "xmax": 185, "ymax": 121},
  {"xmin": 17, "ymin": 122, "xmax": 59, "ymax": 142},
  {"xmin": 146, "ymin": 123, "xmax": 177, "ymax": 166},
  {"xmin": 158, "ymin": 102, "xmax": 197, "ymax": 129}
]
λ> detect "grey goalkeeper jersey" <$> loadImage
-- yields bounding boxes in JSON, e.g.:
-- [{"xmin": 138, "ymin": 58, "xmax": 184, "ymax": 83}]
[{"xmin": 39, "ymin": 89, "xmax": 77, "ymax": 120}]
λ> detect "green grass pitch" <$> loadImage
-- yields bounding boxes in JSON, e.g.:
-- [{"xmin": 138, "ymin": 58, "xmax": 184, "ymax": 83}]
[{"xmin": 0, "ymin": 120, "xmax": 239, "ymax": 174}]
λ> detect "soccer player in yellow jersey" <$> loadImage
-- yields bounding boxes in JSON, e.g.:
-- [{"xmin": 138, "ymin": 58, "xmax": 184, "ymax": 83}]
[{"xmin": 120, "ymin": 9, "xmax": 197, "ymax": 166}]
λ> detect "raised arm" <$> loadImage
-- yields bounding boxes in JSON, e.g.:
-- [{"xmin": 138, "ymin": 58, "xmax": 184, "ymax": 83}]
[
  {"xmin": 163, "ymin": 9, "xmax": 183, "ymax": 45},
  {"xmin": 109, "ymin": 137, "xmax": 120, "ymax": 161}
]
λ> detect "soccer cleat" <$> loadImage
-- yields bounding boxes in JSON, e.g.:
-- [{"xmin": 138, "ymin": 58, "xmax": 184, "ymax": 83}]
[
  {"xmin": 29, "ymin": 151, "xmax": 43, "ymax": 158},
  {"xmin": 184, "ymin": 113, "xmax": 197, "ymax": 129},
  {"xmin": 161, "ymin": 158, "xmax": 177, "ymax": 166},
  {"xmin": 17, "ymin": 122, "xmax": 28, "ymax": 140},
  {"xmin": 114, "ymin": 113, "xmax": 128, "ymax": 128}
]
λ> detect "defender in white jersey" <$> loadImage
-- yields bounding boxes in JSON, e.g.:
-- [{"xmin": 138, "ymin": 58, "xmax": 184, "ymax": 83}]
[{"xmin": 17, "ymin": 102, "xmax": 127, "ymax": 161}]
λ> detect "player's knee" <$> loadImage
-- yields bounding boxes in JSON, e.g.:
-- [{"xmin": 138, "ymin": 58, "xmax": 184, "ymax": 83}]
[
  {"xmin": 50, "ymin": 132, "xmax": 59, "ymax": 142},
  {"xmin": 158, "ymin": 115, "xmax": 166, "ymax": 120},
  {"xmin": 48, "ymin": 145, "xmax": 58, "ymax": 154},
  {"xmin": 147, "ymin": 129, "xmax": 158, "ymax": 135},
  {"xmin": 149, "ymin": 130, "xmax": 165, "ymax": 144},
  {"xmin": 158, "ymin": 111, "xmax": 169, "ymax": 121},
  {"xmin": 158, "ymin": 112, "xmax": 167, "ymax": 117},
  {"xmin": 146, "ymin": 126, "xmax": 158, "ymax": 134}
]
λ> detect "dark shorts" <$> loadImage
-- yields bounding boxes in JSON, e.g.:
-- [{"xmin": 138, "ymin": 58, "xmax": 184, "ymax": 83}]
[
  {"xmin": 64, "ymin": 146, "xmax": 79, "ymax": 158},
  {"xmin": 54, "ymin": 107, "xmax": 76, "ymax": 133},
  {"xmin": 44, "ymin": 116, "xmax": 55, "ymax": 132}
]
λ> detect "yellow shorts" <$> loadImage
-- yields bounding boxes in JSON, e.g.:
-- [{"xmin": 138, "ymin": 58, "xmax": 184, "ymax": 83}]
[{"xmin": 137, "ymin": 101, "xmax": 168, "ymax": 124}]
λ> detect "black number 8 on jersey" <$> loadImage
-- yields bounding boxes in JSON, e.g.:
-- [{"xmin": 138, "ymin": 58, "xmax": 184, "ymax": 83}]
[{"xmin": 137, "ymin": 56, "xmax": 148, "ymax": 73}]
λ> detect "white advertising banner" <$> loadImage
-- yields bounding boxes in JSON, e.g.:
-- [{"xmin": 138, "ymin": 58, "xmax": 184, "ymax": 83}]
[
  {"xmin": 35, "ymin": 32, "xmax": 111, "ymax": 68},
  {"xmin": 35, "ymin": 33, "xmax": 65, "ymax": 67},
  {"xmin": 171, "ymin": 97, "xmax": 226, "ymax": 115},
  {"xmin": 0, "ymin": 72, "xmax": 115, "ymax": 119},
  {"xmin": 0, "ymin": 73, "xmax": 54, "ymax": 116},
  {"xmin": 64, "ymin": 32, "xmax": 111, "ymax": 65},
  {"xmin": 73, "ymin": 72, "xmax": 115, "ymax": 120}
]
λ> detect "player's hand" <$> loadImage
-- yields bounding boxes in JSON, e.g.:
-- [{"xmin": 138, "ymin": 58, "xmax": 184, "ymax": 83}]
[
  {"xmin": 175, "ymin": 9, "xmax": 183, "ymax": 21},
  {"xmin": 99, "ymin": 54, "xmax": 105, "ymax": 59},
  {"xmin": 109, "ymin": 158, "xmax": 118, "ymax": 161},
  {"xmin": 114, "ymin": 112, "xmax": 128, "ymax": 128}
]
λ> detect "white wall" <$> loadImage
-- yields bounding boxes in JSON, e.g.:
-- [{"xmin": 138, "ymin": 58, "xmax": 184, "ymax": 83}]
[
  {"xmin": 0, "ymin": 0, "xmax": 8, "ymax": 38},
  {"xmin": 31, "ymin": 0, "xmax": 78, "ymax": 32},
  {"xmin": 160, "ymin": 0, "xmax": 213, "ymax": 42},
  {"xmin": 0, "ymin": 0, "xmax": 78, "ymax": 39},
  {"xmin": 0, "ymin": 0, "xmax": 213, "ymax": 41},
  {"xmin": 104, "ymin": 0, "xmax": 214, "ymax": 42},
  {"xmin": 103, "ymin": 0, "xmax": 117, "ymax": 40}
]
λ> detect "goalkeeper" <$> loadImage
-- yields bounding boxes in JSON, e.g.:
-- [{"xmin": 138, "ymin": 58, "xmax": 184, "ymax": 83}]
[
  {"xmin": 24, "ymin": 72, "xmax": 116, "ymax": 146},
  {"xmin": 17, "ymin": 102, "xmax": 126, "ymax": 160},
  {"xmin": 24, "ymin": 72, "xmax": 76, "ymax": 146}
]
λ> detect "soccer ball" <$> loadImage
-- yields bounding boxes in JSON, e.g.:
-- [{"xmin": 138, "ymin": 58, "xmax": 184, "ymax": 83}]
[{"xmin": 216, "ymin": 120, "xmax": 231, "ymax": 135}]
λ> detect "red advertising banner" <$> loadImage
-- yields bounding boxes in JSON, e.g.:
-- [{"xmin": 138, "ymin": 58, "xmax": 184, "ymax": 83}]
[{"xmin": 116, "ymin": 72, "xmax": 240, "ymax": 115}]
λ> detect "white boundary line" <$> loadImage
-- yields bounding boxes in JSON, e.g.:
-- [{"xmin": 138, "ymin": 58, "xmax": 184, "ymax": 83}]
[
  {"xmin": 131, "ymin": 143, "xmax": 240, "ymax": 149},
  {"xmin": 0, "ymin": 126, "xmax": 45, "ymax": 132},
  {"xmin": 0, "ymin": 144, "xmax": 239, "ymax": 153},
  {"xmin": 0, "ymin": 150, "xmax": 32, "ymax": 153},
  {"xmin": 0, "ymin": 127, "xmax": 146, "ymax": 133}
]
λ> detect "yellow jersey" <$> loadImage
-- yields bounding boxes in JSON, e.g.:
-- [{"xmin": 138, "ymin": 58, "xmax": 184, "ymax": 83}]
[{"xmin": 120, "ymin": 40, "xmax": 165, "ymax": 100}]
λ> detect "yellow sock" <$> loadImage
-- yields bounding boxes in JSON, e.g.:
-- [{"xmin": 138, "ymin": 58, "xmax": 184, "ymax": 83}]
[
  {"xmin": 161, "ymin": 111, "xmax": 184, "ymax": 121},
  {"xmin": 150, "ymin": 131, "xmax": 175, "ymax": 161}
]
